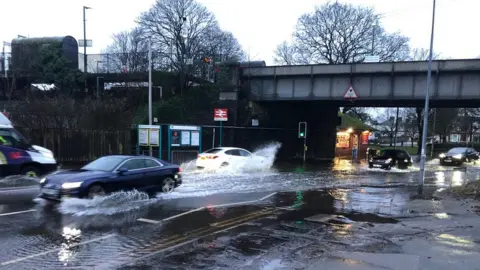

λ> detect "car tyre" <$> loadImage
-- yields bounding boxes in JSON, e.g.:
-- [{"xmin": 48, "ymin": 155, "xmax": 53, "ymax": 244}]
[
  {"xmin": 385, "ymin": 165, "xmax": 392, "ymax": 171},
  {"xmin": 368, "ymin": 164, "xmax": 373, "ymax": 169},
  {"xmin": 220, "ymin": 162, "xmax": 229, "ymax": 167},
  {"xmin": 21, "ymin": 165, "xmax": 41, "ymax": 178},
  {"xmin": 87, "ymin": 184, "xmax": 106, "ymax": 199},
  {"xmin": 162, "ymin": 177, "xmax": 175, "ymax": 193}
]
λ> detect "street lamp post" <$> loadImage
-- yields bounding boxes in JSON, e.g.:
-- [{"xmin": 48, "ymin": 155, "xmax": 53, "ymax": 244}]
[
  {"xmin": 418, "ymin": 0, "xmax": 437, "ymax": 191},
  {"xmin": 148, "ymin": 38, "xmax": 153, "ymax": 156},
  {"xmin": 83, "ymin": 6, "xmax": 91, "ymax": 92}
]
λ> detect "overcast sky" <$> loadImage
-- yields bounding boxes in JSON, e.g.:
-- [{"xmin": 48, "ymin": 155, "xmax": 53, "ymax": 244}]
[{"xmin": 0, "ymin": 0, "xmax": 476, "ymax": 65}]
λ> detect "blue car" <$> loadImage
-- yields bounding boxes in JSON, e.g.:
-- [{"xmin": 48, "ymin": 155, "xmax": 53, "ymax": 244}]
[{"xmin": 39, "ymin": 155, "xmax": 182, "ymax": 201}]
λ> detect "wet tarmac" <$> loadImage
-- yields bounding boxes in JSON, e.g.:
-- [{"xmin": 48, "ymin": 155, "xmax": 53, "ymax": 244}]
[{"xmin": 0, "ymin": 158, "xmax": 480, "ymax": 269}]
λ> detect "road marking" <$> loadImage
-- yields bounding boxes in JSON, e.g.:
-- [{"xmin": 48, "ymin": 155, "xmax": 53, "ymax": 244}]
[
  {"xmin": 161, "ymin": 207, "xmax": 206, "ymax": 222},
  {"xmin": 258, "ymin": 192, "xmax": 277, "ymax": 201},
  {"xmin": 137, "ymin": 192, "xmax": 277, "ymax": 224},
  {"xmin": 207, "ymin": 192, "xmax": 277, "ymax": 209},
  {"xmin": 120, "ymin": 212, "xmax": 272, "ymax": 267},
  {"xmin": 137, "ymin": 218, "xmax": 161, "ymax": 224},
  {"xmin": 209, "ymin": 209, "xmax": 271, "ymax": 227},
  {"xmin": 0, "ymin": 209, "xmax": 35, "ymax": 217},
  {"xmin": 0, "ymin": 233, "xmax": 117, "ymax": 266},
  {"xmin": 138, "ymin": 209, "xmax": 272, "ymax": 254}
]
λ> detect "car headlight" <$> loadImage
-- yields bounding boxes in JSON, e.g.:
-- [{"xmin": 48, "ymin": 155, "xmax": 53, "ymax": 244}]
[
  {"xmin": 439, "ymin": 153, "xmax": 445, "ymax": 158},
  {"xmin": 61, "ymin": 182, "xmax": 83, "ymax": 189},
  {"xmin": 40, "ymin": 177, "xmax": 46, "ymax": 184},
  {"xmin": 369, "ymin": 159, "xmax": 372, "ymax": 162},
  {"xmin": 41, "ymin": 151, "xmax": 54, "ymax": 159},
  {"xmin": 404, "ymin": 159, "xmax": 408, "ymax": 162},
  {"xmin": 385, "ymin": 158, "xmax": 392, "ymax": 164},
  {"xmin": 453, "ymin": 154, "xmax": 463, "ymax": 159}
]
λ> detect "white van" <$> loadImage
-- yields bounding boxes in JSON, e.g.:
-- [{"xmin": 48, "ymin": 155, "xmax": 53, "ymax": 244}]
[{"xmin": 0, "ymin": 113, "xmax": 57, "ymax": 177}]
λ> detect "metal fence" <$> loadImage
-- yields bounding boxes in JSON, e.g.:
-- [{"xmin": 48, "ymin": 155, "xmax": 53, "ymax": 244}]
[
  {"xmin": 79, "ymin": 52, "xmax": 171, "ymax": 73},
  {"xmin": 17, "ymin": 128, "xmax": 132, "ymax": 164},
  {"xmin": 15, "ymin": 125, "xmax": 293, "ymax": 165}
]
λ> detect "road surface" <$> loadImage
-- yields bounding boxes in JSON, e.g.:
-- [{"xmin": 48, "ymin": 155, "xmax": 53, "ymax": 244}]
[{"xmin": 0, "ymin": 159, "xmax": 479, "ymax": 269}]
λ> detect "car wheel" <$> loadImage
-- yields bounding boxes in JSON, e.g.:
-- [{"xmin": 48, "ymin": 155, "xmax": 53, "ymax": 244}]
[
  {"xmin": 162, "ymin": 178, "xmax": 175, "ymax": 193},
  {"xmin": 220, "ymin": 162, "xmax": 229, "ymax": 167},
  {"xmin": 21, "ymin": 166, "xmax": 40, "ymax": 178},
  {"xmin": 368, "ymin": 164, "xmax": 373, "ymax": 169},
  {"xmin": 87, "ymin": 184, "xmax": 106, "ymax": 199},
  {"xmin": 385, "ymin": 165, "xmax": 392, "ymax": 171}
]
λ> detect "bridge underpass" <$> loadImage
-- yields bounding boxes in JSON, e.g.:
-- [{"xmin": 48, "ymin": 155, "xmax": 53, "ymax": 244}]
[{"xmin": 221, "ymin": 59, "xmax": 480, "ymax": 160}]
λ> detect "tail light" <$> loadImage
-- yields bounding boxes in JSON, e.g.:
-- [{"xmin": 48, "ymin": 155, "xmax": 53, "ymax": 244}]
[
  {"xmin": 178, "ymin": 167, "xmax": 182, "ymax": 173},
  {"xmin": 8, "ymin": 152, "xmax": 22, "ymax": 159}
]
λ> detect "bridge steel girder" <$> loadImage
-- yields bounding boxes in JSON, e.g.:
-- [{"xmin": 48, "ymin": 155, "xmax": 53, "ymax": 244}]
[{"xmin": 241, "ymin": 59, "xmax": 480, "ymax": 107}]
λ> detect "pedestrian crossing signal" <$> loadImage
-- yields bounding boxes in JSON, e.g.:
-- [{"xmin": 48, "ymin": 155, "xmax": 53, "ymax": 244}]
[{"xmin": 298, "ymin": 122, "xmax": 307, "ymax": 138}]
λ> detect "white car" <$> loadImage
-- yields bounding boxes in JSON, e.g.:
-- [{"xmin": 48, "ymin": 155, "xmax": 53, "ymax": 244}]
[{"xmin": 195, "ymin": 147, "xmax": 266, "ymax": 170}]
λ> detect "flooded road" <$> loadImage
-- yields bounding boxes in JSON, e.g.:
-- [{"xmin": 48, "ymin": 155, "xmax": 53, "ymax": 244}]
[{"xmin": 0, "ymin": 158, "xmax": 480, "ymax": 269}]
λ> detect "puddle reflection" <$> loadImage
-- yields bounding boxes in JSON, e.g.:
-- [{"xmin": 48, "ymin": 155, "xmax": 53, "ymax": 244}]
[{"xmin": 58, "ymin": 226, "xmax": 82, "ymax": 264}]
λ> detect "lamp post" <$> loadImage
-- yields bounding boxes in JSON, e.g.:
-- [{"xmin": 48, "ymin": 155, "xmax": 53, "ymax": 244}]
[
  {"xmin": 83, "ymin": 6, "xmax": 91, "ymax": 92},
  {"xmin": 148, "ymin": 38, "xmax": 153, "ymax": 156},
  {"xmin": 418, "ymin": 0, "xmax": 437, "ymax": 191}
]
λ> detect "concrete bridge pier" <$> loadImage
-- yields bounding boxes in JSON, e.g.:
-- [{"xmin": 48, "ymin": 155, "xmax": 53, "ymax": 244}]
[{"xmin": 259, "ymin": 101, "xmax": 338, "ymax": 161}]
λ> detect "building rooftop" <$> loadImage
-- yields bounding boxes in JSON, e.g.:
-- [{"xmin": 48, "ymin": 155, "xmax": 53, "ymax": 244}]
[{"xmin": 338, "ymin": 113, "xmax": 375, "ymax": 131}]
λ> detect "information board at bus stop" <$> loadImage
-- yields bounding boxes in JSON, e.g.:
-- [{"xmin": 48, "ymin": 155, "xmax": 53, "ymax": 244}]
[
  {"xmin": 167, "ymin": 125, "xmax": 202, "ymax": 162},
  {"xmin": 137, "ymin": 124, "xmax": 162, "ymax": 158}
]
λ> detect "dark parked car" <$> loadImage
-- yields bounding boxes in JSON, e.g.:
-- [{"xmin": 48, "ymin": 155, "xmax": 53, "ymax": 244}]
[
  {"xmin": 439, "ymin": 147, "xmax": 479, "ymax": 166},
  {"xmin": 39, "ymin": 155, "xmax": 182, "ymax": 201},
  {"xmin": 368, "ymin": 149, "xmax": 412, "ymax": 170}
]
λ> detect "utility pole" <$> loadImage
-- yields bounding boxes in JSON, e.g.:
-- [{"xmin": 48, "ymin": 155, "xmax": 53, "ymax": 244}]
[
  {"xmin": 418, "ymin": 0, "xmax": 437, "ymax": 191},
  {"xmin": 393, "ymin": 107, "xmax": 400, "ymax": 149},
  {"xmin": 83, "ymin": 6, "xmax": 91, "ymax": 92},
  {"xmin": 430, "ymin": 108, "xmax": 437, "ymax": 158},
  {"xmin": 371, "ymin": 22, "xmax": 376, "ymax": 54},
  {"xmin": 148, "ymin": 38, "xmax": 153, "ymax": 156},
  {"xmin": 1, "ymin": 43, "xmax": 5, "ymax": 79}
]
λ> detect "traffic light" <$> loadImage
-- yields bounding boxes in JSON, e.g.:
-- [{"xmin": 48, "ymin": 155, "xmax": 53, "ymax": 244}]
[{"xmin": 298, "ymin": 122, "xmax": 307, "ymax": 138}]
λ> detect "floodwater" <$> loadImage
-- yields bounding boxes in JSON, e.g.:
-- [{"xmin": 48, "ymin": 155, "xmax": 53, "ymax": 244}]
[{"xmin": 0, "ymin": 143, "xmax": 479, "ymax": 268}]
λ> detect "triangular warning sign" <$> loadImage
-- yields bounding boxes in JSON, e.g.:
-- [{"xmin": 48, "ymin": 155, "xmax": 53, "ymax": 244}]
[{"xmin": 344, "ymin": 85, "xmax": 358, "ymax": 99}]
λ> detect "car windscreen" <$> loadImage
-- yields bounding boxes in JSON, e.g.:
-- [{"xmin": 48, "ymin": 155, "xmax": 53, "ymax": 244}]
[
  {"xmin": 0, "ymin": 128, "xmax": 30, "ymax": 147},
  {"xmin": 204, "ymin": 148, "xmax": 222, "ymax": 154},
  {"xmin": 377, "ymin": 150, "xmax": 392, "ymax": 157},
  {"xmin": 82, "ymin": 156, "xmax": 125, "ymax": 172},
  {"xmin": 447, "ymin": 148, "xmax": 466, "ymax": 155}
]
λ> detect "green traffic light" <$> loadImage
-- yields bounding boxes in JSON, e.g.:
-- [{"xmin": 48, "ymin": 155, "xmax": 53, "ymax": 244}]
[{"xmin": 299, "ymin": 132, "xmax": 304, "ymax": 137}]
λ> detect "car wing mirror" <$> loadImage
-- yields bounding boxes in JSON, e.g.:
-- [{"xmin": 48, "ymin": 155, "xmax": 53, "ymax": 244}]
[{"xmin": 118, "ymin": 168, "xmax": 128, "ymax": 174}]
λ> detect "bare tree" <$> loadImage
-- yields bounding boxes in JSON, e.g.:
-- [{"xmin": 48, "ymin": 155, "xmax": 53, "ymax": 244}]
[
  {"xmin": 200, "ymin": 29, "xmax": 245, "ymax": 63},
  {"xmin": 275, "ymin": 1, "xmax": 410, "ymax": 65},
  {"xmin": 137, "ymin": 0, "xmax": 244, "ymax": 91},
  {"xmin": 103, "ymin": 27, "xmax": 151, "ymax": 73},
  {"xmin": 434, "ymin": 108, "xmax": 458, "ymax": 143},
  {"xmin": 273, "ymin": 41, "xmax": 308, "ymax": 65},
  {"xmin": 373, "ymin": 108, "xmax": 401, "ymax": 146},
  {"xmin": 409, "ymin": 48, "xmax": 441, "ymax": 61},
  {"xmin": 342, "ymin": 107, "xmax": 373, "ymax": 123},
  {"xmin": 403, "ymin": 108, "xmax": 419, "ymax": 147}
]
